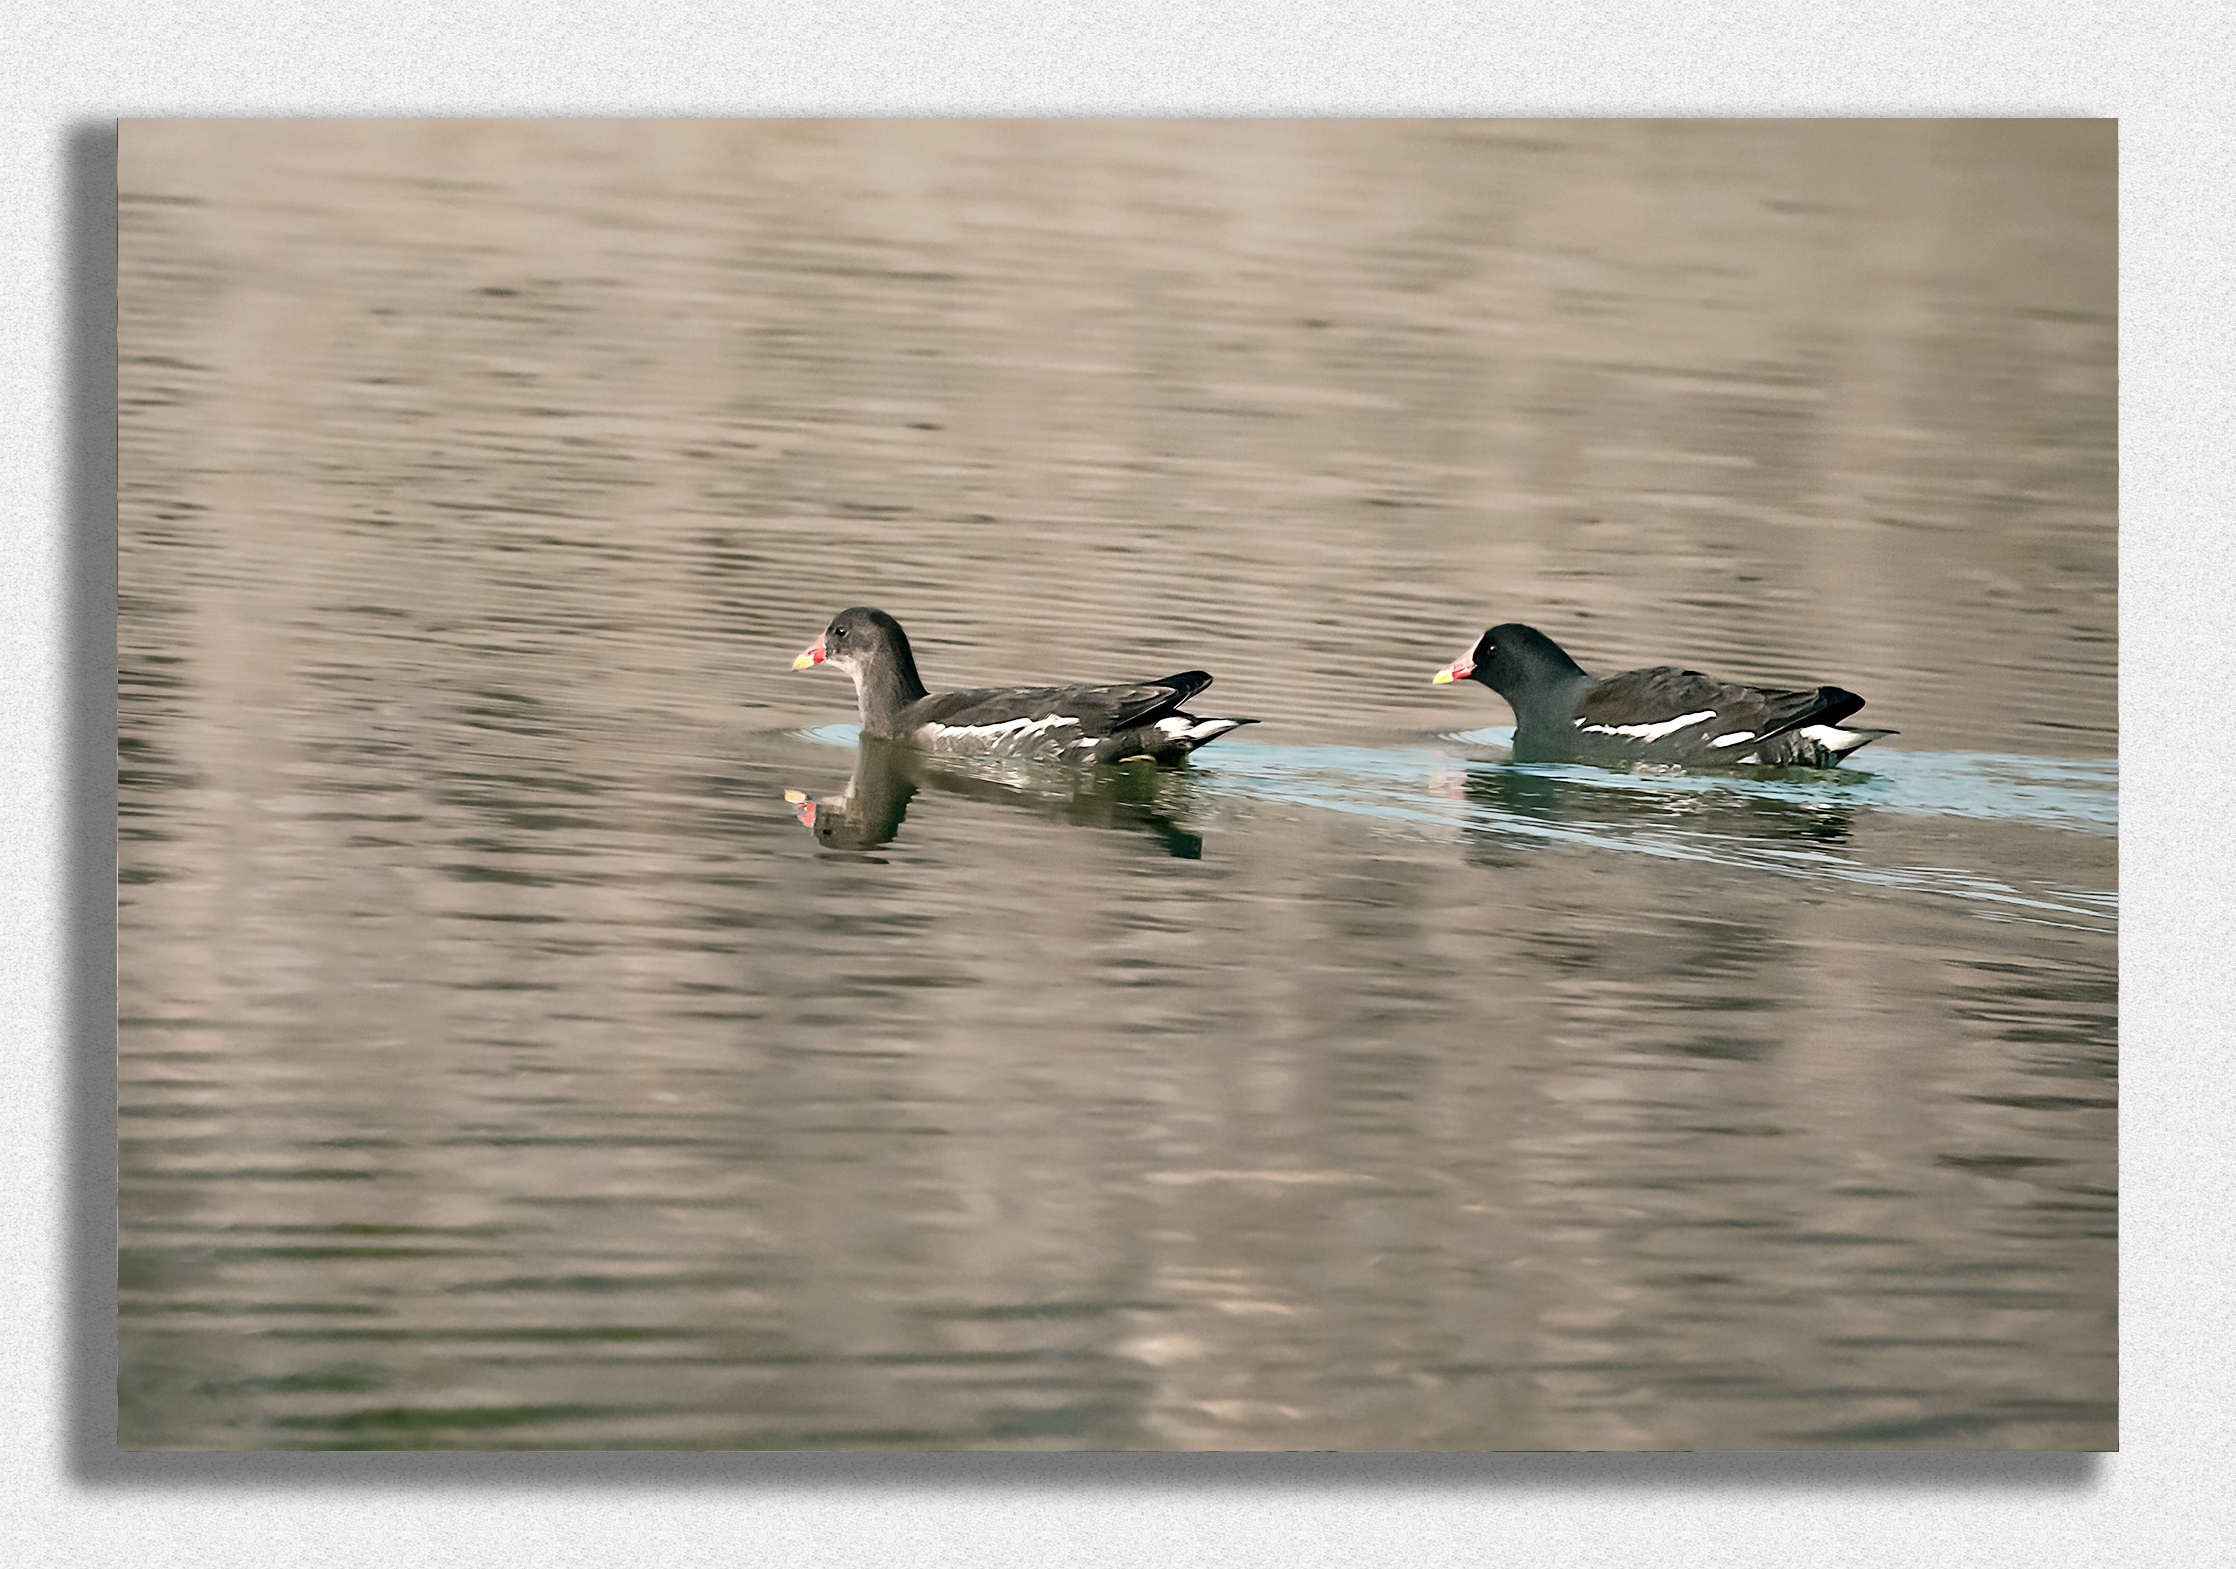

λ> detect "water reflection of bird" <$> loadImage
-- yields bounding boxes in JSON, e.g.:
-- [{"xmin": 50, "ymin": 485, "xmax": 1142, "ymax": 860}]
[
  {"xmin": 785, "ymin": 738, "xmax": 1206, "ymax": 859},
  {"xmin": 792, "ymin": 606, "xmax": 1256, "ymax": 763},
  {"xmin": 1456, "ymin": 760, "xmax": 1857, "ymax": 864},
  {"xmin": 1433, "ymin": 623, "xmax": 1892, "ymax": 768}
]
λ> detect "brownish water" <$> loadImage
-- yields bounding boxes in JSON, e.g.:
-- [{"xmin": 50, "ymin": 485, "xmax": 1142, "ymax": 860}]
[{"xmin": 117, "ymin": 119, "xmax": 2115, "ymax": 1450}]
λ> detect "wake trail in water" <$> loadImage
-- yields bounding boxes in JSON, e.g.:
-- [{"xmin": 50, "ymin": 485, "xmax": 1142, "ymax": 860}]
[{"xmin": 786, "ymin": 725, "xmax": 2116, "ymax": 929}]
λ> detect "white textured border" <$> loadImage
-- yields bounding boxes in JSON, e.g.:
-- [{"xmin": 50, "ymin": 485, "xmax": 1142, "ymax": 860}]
[{"xmin": 7, "ymin": 3, "xmax": 2230, "ymax": 1564}]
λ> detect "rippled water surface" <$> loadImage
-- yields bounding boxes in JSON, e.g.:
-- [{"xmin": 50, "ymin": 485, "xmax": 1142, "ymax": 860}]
[{"xmin": 118, "ymin": 120, "xmax": 2115, "ymax": 1450}]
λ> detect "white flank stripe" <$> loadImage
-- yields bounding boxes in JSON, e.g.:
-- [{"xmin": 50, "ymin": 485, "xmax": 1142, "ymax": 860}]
[
  {"xmin": 1708, "ymin": 730, "xmax": 1757, "ymax": 747},
  {"xmin": 922, "ymin": 713, "xmax": 1081, "ymax": 744},
  {"xmin": 1579, "ymin": 709, "xmax": 1717, "ymax": 742}
]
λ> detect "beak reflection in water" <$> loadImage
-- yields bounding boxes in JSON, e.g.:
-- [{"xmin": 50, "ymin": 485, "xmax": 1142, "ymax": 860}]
[{"xmin": 782, "ymin": 789, "xmax": 816, "ymax": 829}]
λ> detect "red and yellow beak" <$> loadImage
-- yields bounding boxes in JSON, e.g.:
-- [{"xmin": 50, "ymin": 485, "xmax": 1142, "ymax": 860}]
[
  {"xmin": 1431, "ymin": 656, "xmax": 1474, "ymax": 685},
  {"xmin": 783, "ymin": 788, "xmax": 816, "ymax": 829},
  {"xmin": 791, "ymin": 635, "xmax": 826, "ymax": 671}
]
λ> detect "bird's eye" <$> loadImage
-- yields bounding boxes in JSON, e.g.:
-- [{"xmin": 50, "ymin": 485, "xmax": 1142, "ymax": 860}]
[{"xmin": 829, "ymin": 627, "xmax": 843, "ymax": 641}]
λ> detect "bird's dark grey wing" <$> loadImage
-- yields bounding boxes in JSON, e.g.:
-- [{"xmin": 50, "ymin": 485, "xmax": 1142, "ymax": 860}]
[
  {"xmin": 1578, "ymin": 667, "xmax": 1863, "ymax": 740},
  {"xmin": 911, "ymin": 671, "xmax": 1212, "ymax": 738}
]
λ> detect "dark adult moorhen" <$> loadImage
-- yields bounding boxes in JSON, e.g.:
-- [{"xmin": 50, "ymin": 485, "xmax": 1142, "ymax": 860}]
[
  {"xmin": 1432, "ymin": 623, "xmax": 1892, "ymax": 768},
  {"xmin": 793, "ymin": 607, "xmax": 1256, "ymax": 763}
]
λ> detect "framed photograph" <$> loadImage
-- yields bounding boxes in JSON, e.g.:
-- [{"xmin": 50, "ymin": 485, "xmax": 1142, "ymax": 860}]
[{"xmin": 116, "ymin": 118, "xmax": 2116, "ymax": 1452}]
